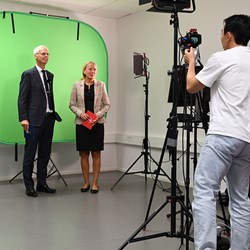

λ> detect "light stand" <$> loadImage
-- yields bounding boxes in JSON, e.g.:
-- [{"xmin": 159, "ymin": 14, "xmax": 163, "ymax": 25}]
[
  {"xmin": 118, "ymin": 9, "xmax": 194, "ymax": 250},
  {"xmin": 111, "ymin": 54, "xmax": 170, "ymax": 190}
]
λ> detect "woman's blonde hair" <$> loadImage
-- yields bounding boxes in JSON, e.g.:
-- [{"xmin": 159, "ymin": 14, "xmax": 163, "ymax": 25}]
[{"xmin": 81, "ymin": 61, "xmax": 96, "ymax": 80}]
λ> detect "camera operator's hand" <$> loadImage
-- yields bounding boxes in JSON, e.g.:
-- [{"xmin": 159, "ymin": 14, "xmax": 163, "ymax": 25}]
[
  {"xmin": 184, "ymin": 47, "xmax": 205, "ymax": 94},
  {"xmin": 184, "ymin": 47, "xmax": 195, "ymax": 65}
]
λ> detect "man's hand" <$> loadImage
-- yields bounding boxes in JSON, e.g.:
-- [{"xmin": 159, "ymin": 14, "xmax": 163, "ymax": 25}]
[
  {"xmin": 184, "ymin": 47, "xmax": 195, "ymax": 65},
  {"xmin": 21, "ymin": 120, "xmax": 29, "ymax": 132},
  {"xmin": 184, "ymin": 47, "xmax": 205, "ymax": 94}
]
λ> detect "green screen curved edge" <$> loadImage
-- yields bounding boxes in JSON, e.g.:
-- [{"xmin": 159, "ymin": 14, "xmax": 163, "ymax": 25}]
[{"xmin": 0, "ymin": 11, "xmax": 108, "ymax": 144}]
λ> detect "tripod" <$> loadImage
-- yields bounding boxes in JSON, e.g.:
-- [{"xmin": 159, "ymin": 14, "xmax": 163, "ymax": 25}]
[
  {"xmin": 9, "ymin": 144, "xmax": 67, "ymax": 186},
  {"xmin": 111, "ymin": 55, "xmax": 169, "ymax": 190},
  {"xmin": 118, "ymin": 10, "xmax": 194, "ymax": 250}
]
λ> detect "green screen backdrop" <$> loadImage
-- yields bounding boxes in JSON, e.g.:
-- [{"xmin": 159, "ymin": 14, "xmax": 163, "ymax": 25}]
[{"xmin": 0, "ymin": 11, "xmax": 108, "ymax": 144}]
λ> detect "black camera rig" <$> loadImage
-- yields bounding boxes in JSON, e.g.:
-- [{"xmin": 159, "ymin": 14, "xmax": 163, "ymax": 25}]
[{"xmin": 178, "ymin": 28, "xmax": 202, "ymax": 50}]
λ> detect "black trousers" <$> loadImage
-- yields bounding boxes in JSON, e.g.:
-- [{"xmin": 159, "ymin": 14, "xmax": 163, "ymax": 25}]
[{"xmin": 23, "ymin": 114, "xmax": 55, "ymax": 188}]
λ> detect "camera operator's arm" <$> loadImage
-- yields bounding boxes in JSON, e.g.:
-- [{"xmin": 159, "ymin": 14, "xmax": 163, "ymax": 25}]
[{"xmin": 184, "ymin": 47, "xmax": 205, "ymax": 94}]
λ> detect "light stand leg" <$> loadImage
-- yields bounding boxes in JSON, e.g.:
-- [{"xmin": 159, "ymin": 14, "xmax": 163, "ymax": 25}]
[{"xmin": 110, "ymin": 153, "xmax": 144, "ymax": 190}]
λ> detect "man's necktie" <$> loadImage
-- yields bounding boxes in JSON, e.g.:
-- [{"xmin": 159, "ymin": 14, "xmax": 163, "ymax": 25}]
[{"xmin": 41, "ymin": 70, "xmax": 53, "ymax": 111}]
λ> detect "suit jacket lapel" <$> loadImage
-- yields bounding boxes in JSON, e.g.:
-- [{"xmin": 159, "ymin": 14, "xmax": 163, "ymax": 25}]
[{"xmin": 33, "ymin": 67, "xmax": 44, "ymax": 89}]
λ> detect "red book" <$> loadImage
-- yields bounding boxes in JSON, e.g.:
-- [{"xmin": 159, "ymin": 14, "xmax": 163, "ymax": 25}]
[{"xmin": 81, "ymin": 111, "xmax": 98, "ymax": 130}]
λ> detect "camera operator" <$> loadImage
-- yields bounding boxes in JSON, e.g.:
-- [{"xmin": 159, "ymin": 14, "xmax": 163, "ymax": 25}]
[{"xmin": 184, "ymin": 14, "xmax": 250, "ymax": 250}]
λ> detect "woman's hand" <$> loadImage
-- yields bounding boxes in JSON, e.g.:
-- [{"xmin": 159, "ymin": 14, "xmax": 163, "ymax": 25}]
[
  {"xmin": 91, "ymin": 115, "xmax": 98, "ymax": 125},
  {"xmin": 80, "ymin": 113, "xmax": 89, "ymax": 121}
]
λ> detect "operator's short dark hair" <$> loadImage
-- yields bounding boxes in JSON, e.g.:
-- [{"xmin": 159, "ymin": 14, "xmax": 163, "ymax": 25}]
[{"xmin": 223, "ymin": 14, "xmax": 250, "ymax": 46}]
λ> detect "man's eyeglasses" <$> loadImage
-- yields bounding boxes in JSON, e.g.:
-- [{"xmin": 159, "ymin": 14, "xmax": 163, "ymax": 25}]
[{"xmin": 37, "ymin": 52, "xmax": 50, "ymax": 56}]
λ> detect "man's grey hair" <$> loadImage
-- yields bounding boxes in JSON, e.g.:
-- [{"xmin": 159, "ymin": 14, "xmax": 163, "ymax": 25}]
[{"xmin": 33, "ymin": 45, "xmax": 49, "ymax": 55}]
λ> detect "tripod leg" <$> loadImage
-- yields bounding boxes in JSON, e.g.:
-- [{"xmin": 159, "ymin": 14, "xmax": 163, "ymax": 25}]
[
  {"xmin": 217, "ymin": 190, "xmax": 230, "ymax": 233},
  {"xmin": 9, "ymin": 157, "xmax": 67, "ymax": 186},
  {"xmin": 143, "ymin": 128, "xmax": 171, "ymax": 226},
  {"xmin": 118, "ymin": 199, "xmax": 169, "ymax": 250},
  {"xmin": 9, "ymin": 170, "xmax": 23, "ymax": 183},
  {"xmin": 47, "ymin": 157, "xmax": 67, "ymax": 186},
  {"xmin": 111, "ymin": 153, "xmax": 144, "ymax": 190}
]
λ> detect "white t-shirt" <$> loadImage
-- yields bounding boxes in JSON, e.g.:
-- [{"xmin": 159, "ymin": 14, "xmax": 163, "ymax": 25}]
[{"xmin": 196, "ymin": 46, "xmax": 250, "ymax": 143}]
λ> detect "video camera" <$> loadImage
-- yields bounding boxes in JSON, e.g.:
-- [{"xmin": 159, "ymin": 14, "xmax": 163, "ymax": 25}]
[{"xmin": 178, "ymin": 28, "xmax": 202, "ymax": 50}]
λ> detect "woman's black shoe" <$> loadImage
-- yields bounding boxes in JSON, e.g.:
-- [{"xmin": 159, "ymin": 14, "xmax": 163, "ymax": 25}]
[
  {"xmin": 90, "ymin": 188, "xmax": 99, "ymax": 194},
  {"xmin": 80, "ymin": 186, "xmax": 90, "ymax": 192}
]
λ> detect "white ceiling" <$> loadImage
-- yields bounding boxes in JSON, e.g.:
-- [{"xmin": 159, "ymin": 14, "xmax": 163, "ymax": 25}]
[{"xmin": 0, "ymin": 0, "xmax": 153, "ymax": 19}]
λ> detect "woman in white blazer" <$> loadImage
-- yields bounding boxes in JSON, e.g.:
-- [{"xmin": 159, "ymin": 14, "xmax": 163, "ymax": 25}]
[{"xmin": 69, "ymin": 61, "xmax": 111, "ymax": 193}]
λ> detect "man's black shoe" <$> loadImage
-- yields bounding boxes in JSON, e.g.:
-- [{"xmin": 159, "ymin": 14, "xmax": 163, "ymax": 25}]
[
  {"xmin": 26, "ymin": 187, "xmax": 37, "ymax": 197},
  {"xmin": 37, "ymin": 184, "xmax": 56, "ymax": 193}
]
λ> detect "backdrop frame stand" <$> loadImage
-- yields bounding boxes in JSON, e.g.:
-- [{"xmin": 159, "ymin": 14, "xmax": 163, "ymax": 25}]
[{"xmin": 9, "ymin": 145, "xmax": 67, "ymax": 186}]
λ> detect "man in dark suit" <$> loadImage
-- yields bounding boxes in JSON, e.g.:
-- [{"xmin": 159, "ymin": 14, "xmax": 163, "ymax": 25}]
[{"xmin": 18, "ymin": 45, "xmax": 61, "ymax": 197}]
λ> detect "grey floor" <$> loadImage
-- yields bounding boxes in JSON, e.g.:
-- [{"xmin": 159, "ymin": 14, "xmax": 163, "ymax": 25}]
[{"xmin": 1, "ymin": 171, "xmax": 197, "ymax": 250}]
